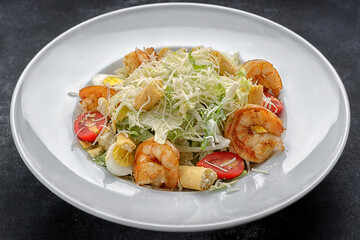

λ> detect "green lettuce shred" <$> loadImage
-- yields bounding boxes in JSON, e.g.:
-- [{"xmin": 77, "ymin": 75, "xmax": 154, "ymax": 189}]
[
  {"xmin": 188, "ymin": 50, "xmax": 208, "ymax": 70},
  {"xmin": 129, "ymin": 126, "xmax": 154, "ymax": 142},
  {"xmin": 93, "ymin": 152, "xmax": 106, "ymax": 167},
  {"xmin": 209, "ymin": 170, "xmax": 248, "ymax": 191}
]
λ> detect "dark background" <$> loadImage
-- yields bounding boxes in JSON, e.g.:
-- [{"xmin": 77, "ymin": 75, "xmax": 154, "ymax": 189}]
[{"xmin": 1, "ymin": 0, "xmax": 359, "ymax": 239}]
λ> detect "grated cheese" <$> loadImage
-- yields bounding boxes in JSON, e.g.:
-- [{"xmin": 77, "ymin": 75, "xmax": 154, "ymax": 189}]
[
  {"xmin": 214, "ymin": 179, "xmax": 221, "ymax": 188},
  {"xmin": 252, "ymin": 168, "xmax": 270, "ymax": 174},
  {"xmin": 67, "ymin": 91, "xmax": 79, "ymax": 97},
  {"xmin": 92, "ymin": 118, "xmax": 108, "ymax": 146},
  {"xmin": 204, "ymin": 160, "xmax": 228, "ymax": 172},
  {"xmin": 109, "ymin": 47, "xmax": 251, "ymax": 146},
  {"xmin": 245, "ymin": 160, "xmax": 251, "ymax": 172},
  {"xmin": 220, "ymin": 157, "xmax": 236, "ymax": 167},
  {"xmin": 263, "ymin": 93, "xmax": 278, "ymax": 112},
  {"xmin": 225, "ymin": 188, "xmax": 240, "ymax": 194},
  {"xmin": 177, "ymin": 179, "xmax": 183, "ymax": 191},
  {"xmin": 71, "ymin": 126, "xmax": 86, "ymax": 150}
]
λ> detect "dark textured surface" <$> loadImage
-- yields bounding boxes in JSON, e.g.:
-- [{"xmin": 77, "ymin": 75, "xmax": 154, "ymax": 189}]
[{"xmin": 1, "ymin": 0, "xmax": 359, "ymax": 239}]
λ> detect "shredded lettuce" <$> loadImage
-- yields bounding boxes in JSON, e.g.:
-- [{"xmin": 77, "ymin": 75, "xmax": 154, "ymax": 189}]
[
  {"xmin": 93, "ymin": 152, "xmax": 106, "ymax": 167},
  {"xmin": 188, "ymin": 50, "xmax": 209, "ymax": 70},
  {"xmin": 117, "ymin": 118, "xmax": 154, "ymax": 142},
  {"xmin": 108, "ymin": 47, "xmax": 251, "ymax": 150},
  {"xmin": 129, "ymin": 126, "xmax": 154, "ymax": 142},
  {"xmin": 209, "ymin": 170, "xmax": 248, "ymax": 191}
]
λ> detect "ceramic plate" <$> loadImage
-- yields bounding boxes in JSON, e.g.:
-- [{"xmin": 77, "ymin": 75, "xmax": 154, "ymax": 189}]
[{"xmin": 10, "ymin": 3, "xmax": 350, "ymax": 231}]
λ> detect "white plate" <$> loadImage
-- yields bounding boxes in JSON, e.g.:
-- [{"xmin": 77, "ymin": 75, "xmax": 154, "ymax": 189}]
[{"xmin": 10, "ymin": 3, "xmax": 350, "ymax": 231}]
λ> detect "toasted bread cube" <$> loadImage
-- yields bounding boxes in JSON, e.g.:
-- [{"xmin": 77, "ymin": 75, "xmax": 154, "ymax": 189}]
[
  {"xmin": 79, "ymin": 86, "xmax": 116, "ymax": 113},
  {"xmin": 79, "ymin": 140, "xmax": 92, "ymax": 149},
  {"xmin": 87, "ymin": 147, "xmax": 104, "ymax": 158},
  {"xmin": 97, "ymin": 97, "xmax": 109, "ymax": 115},
  {"xmin": 248, "ymin": 85, "xmax": 264, "ymax": 106},
  {"xmin": 144, "ymin": 47, "xmax": 157, "ymax": 59},
  {"xmin": 211, "ymin": 51, "xmax": 237, "ymax": 76},
  {"xmin": 124, "ymin": 48, "xmax": 157, "ymax": 74},
  {"xmin": 98, "ymin": 128, "xmax": 115, "ymax": 151},
  {"xmin": 158, "ymin": 47, "xmax": 170, "ymax": 58},
  {"xmin": 80, "ymin": 97, "xmax": 98, "ymax": 112},
  {"xmin": 134, "ymin": 81, "xmax": 163, "ymax": 111}
]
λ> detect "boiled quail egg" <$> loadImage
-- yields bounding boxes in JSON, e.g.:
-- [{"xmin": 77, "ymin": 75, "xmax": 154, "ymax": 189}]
[
  {"xmin": 92, "ymin": 74, "xmax": 123, "ymax": 86},
  {"xmin": 105, "ymin": 142, "xmax": 133, "ymax": 176}
]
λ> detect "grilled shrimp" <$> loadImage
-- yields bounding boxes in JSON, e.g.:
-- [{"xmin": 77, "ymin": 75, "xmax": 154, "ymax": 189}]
[
  {"xmin": 224, "ymin": 104, "xmax": 284, "ymax": 163},
  {"xmin": 242, "ymin": 59, "xmax": 282, "ymax": 97},
  {"xmin": 134, "ymin": 138, "xmax": 180, "ymax": 189}
]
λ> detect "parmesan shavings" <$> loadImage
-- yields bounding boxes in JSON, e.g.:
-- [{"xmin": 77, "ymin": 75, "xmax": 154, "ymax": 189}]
[
  {"xmin": 204, "ymin": 160, "xmax": 228, "ymax": 172},
  {"xmin": 252, "ymin": 168, "xmax": 270, "ymax": 174},
  {"xmin": 177, "ymin": 179, "xmax": 183, "ymax": 191},
  {"xmin": 245, "ymin": 160, "xmax": 251, "ymax": 172},
  {"xmin": 110, "ymin": 46, "xmax": 251, "ymax": 147},
  {"xmin": 263, "ymin": 93, "xmax": 278, "ymax": 112},
  {"xmin": 71, "ymin": 126, "xmax": 86, "ymax": 150},
  {"xmin": 225, "ymin": 188, "xmax": 240, "ymax": 194},
  {"xmin": 67, "ymin": 91, "xmax": 79, "ymax": 97},
  {"xmin": 220, "ymin": 157, "xmax": 236, "ymax": 167},
  {"xmin": 209, "ymin": 170, "xmax": 247, "ymax": 191},
  {"xmin": 91, "ymin": 118, "xmax": 108, "ymax": 146}
]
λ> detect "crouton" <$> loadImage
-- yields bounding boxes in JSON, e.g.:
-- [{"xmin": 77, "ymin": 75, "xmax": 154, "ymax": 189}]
[
  {"xmin": 87, "ymin": 147, "xmax": 104, "ymax": 158},
  {"xmin": 210, "ymin": 51, "xmax": 237, "ymax": 76},
  {"xmin": 79, "ymin": 140, "xmax": 92, "ymax": 149},
  {"xmin": 124, "ymin": 48, "xmax": 158, "ymax": 74},
  {"xmin": 98, "ymin": 128, "xmax": 115, "ymax": 151},
  {"xmin": 79, "ymin": 86, "xmax": 116, "ymax": 113},
  {"xmin": 158, "ymin": 47, "xmax": 170, "ymax": 58},
  {"xmin": 97, "ymin": 97, "xmax": 109, "ymax": 115},
  {"xmin": 134, "ymin": 81, "xmax": 163, "ymax": 111}
]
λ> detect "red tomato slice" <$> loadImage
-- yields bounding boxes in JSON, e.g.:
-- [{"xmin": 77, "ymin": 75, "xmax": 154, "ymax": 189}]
[
  {"xmin": 74, "ymin": 112, "xmax": 106, "ymax": 142},
  {"xmin": 263, "ymin": 92, "xmax": 284, "ymax": 114},
  {"xmin": 197, "ymin": 152, "xmax": 244, "ymax": 180}
]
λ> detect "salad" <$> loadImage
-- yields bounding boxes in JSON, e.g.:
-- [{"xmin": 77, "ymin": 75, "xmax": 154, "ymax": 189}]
[{"xmin": 72, "ymin": 46, "xmax": 285, "ymax": 192}]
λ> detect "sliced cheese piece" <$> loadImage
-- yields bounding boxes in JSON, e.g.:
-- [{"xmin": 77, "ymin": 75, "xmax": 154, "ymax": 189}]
[
  {"xmin": 179, "ymin": 166, "xmax": 217, "ymax": 191},
  {"xmin": 134, "ymin": 80, "xmax": 163, "ymax": 111},
  {"xmin": 248, "ymin": 85, "xmax": 264, "ymax": 106}
]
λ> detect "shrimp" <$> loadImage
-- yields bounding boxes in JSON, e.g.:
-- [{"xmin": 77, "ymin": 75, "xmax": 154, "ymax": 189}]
[
  {"xmin": 242, "ymin": 59, "xmax": 282, "ymax": 97},
  {"xmin": 224, "ymin": 104, "xmax": 284, "ymax": 163},
  {"xmin": 134, "ymin": 138, "xmax": 180, "ymax": 189}
]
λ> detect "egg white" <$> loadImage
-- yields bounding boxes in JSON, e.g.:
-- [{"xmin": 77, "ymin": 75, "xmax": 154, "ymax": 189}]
[{"xmin": 105, "ymin": 142, "xmax": 133, "ymax": 176}]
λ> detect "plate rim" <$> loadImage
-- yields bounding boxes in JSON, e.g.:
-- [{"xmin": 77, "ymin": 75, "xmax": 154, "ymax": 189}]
[{"xmin": 10, "ymin": 2, "xmax": 351, "ymax": 232}]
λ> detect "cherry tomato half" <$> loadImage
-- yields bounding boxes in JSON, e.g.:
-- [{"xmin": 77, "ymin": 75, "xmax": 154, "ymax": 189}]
[
  {"xmin": 74, "ymin": 112, "xmax": 106, "ymax": 142},
  {"xmin": 263, "ymin": 92, "xmax": 284, "ymax": 114},
  {"xmin": 197, "ymin": 152, "xmax": 244, "ymax": 180}
]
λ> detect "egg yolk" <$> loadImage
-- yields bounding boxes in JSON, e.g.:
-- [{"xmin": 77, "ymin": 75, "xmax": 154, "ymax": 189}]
[
  {"xmin": 103, "ymin": 77, "xmax": 123, "ymax": 86},
  {"xmin": 250, "ymin": 126, "xmax": 268, "ymax": 133},
  {"xmin": 112, "ymin": 146, "xmax": 134, "ymax": 167}
]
